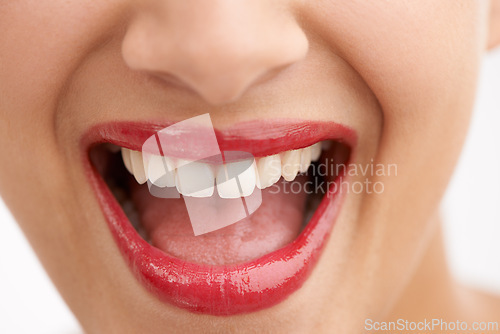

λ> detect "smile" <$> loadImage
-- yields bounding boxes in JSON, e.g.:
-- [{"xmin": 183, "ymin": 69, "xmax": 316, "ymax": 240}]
[
  {"xmin": 82, "ymin": 119, "xmax": 356, "ymax": 315},
  {"xmin": 121, "ymin": 140, "xmax": 325, "ymax": 195}
]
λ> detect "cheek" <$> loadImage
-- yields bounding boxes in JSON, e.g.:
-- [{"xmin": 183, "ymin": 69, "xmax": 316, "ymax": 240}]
[
  {"xmin": 0, "ymin": 1, "xmax": 124, "ymax": 135},
  {"xmin": 0, "ymin": 1, "xmax": 129, "ymax": 306},
  {"xmin": 335, "ymin": 0, "xmax": 486, "ymax": 232},
  {"xmin": 307, "ymin": 0, "xmax": 487, "ymax": 121},
  {"xmin": 0, "ymin": 1, "xmax": 124, "ymax": 218},
  {"xmin": 303, "ymin": 1, "xmax": 487, "ymax": 202},
  {"xmin": 304, "ymin": 0, "xmax": 488, "ymax": 313}
]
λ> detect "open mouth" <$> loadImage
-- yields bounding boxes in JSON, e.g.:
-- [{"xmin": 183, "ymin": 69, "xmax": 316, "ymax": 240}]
[{"xmin": 83, "ymin": 119, "xmax": 355, "ymax": 315}]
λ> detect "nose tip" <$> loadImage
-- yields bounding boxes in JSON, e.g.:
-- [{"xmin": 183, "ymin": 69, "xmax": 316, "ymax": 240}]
[{"xmin": 122, "ymin": 1, "xmax": 309, "ymax": 105}]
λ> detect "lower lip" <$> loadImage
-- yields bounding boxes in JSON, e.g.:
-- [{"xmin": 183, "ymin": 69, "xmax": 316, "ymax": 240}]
[
  {"xmin": 90, "ymin": 169, "xmax": 346, "ymax": 315},
  {"xmin": 83, "ymin": 121, "xmax": 354, "ymax": 315}
]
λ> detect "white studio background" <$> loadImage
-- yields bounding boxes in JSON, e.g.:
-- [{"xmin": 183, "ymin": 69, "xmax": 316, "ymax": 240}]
[
  {"xmin": 1, "ymin": 49, "xmax": 500, "ymax": 334},
  {"xmin": 442, "ymin": 46, "xmax": 500, "ymax": 295}
]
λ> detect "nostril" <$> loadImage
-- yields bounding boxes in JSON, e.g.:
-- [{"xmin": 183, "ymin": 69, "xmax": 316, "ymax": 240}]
[{"xmin": 121, "ymin": 2, "xmax": 309, "ymax": 105}]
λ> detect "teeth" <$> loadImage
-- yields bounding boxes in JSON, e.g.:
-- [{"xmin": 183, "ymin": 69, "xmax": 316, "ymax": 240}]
[
  {"xmin": 120, "ymin": 140, "xmax": 331, "ymax": 197},
  {"xmin": 175, "ymin": 160, "xmax": 215, "ymax": 197},
  {"xmin": 281, "ymin": 149, "xmax": 301, "ymax": 182},
  {"xmin": 299, "ymin": 147, "xmax": 312, "ymax": 173},
  {"xmin": 256, "ymin": 154, "xmax": 281, "ymax": 189},
  {"xmin": 146, "ymin": 154, "xmax": 176, "ymax": 188},
  {"xmin": 216, "ymin": 159, "xmax": 257, "ymax": 199},
  {"xmin": 121, "ymin": 148, "xmax": 133, "ymax": 174},
  {"xmin": 310, "ymin": 142, "xmax": 322, "ymax": 162},
  {"xmin": 130, "ymin": 150, "xmax": 147, "ymax": 184}
]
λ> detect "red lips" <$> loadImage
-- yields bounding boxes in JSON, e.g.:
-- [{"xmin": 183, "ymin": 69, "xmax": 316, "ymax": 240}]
[{"xmin": 82, "ymin": 119, "xmax": 356, "ymax": 315}]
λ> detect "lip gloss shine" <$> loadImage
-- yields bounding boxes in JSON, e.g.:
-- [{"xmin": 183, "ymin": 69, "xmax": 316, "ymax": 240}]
[{"xmin": 83, "ymin": 120, "xmax": 356, "ymax": 315}]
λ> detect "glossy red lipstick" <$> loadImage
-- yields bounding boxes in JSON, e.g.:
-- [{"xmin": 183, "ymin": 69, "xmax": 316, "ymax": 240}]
[{"xmin": 83, "ymin": 120, "xmax": 356, "ymax": 315}]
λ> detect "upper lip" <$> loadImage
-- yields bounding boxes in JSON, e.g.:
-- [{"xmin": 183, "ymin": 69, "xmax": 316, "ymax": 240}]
[
  {"xmin": 82, "ymin": 118, "xmax": 356, "ymax": 315},
  {"xmin": 81, "ymin": 118, "xmax": 357, "ymax": 158}
]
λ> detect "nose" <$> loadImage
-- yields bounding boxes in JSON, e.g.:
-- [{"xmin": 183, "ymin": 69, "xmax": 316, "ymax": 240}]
[{"xmin": 122, "ymin": 0, "xmax": 309, "ymax": 105}]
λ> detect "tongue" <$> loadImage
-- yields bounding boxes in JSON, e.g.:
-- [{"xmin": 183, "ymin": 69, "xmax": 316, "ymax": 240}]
[{"xmin": 130, "ymin": 177, "xmax": 307, "ymax": 265}]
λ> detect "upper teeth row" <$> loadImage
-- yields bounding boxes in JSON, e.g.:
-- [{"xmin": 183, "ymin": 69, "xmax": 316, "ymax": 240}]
[{"xmin": 120, "ymin": 142, "xmax": 327, "ymax": 198}]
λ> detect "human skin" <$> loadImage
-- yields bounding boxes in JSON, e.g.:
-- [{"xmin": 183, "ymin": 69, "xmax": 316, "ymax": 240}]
[{"xmin": 1, "ymin": 0, "xmax": 500, "ymax": 333}]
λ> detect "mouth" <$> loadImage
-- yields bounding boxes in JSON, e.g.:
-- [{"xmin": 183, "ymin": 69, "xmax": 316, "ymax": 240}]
[{"xmin": 82, "ymin": 119, "xmax": 356, "ymax": 316}]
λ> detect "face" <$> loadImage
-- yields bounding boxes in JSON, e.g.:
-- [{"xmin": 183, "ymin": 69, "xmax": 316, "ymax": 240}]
[{"xmin": 0, "ymin": 1, "xmax": 490, "ymax": 333}]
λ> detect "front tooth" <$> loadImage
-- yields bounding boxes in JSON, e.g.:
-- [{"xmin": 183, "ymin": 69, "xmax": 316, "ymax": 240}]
[
  {"xmin": 130, "ymin": 150, "xmax": 147, "ymax": 184},
  {"xmin": 281, "ymin": 149, "xmax": 301, "ymax": 181},
  {"xmin": 299, "ymin": 146, "xmax": 312, "ymax": 173},
  {"xmin": 256, "ymin": 154, "xmax": 281, "ymax": 189},
  {"xmin": 147, "ymin": 154, "xmax": 176, "ymax": 187},
  {"xmin": 310, "ymin": 142, "xmax": 322, "ymax": 162},
  {"xmin": 121, "ymin": 148, "xmax": 133, "ymax": 174},
  {"xmin": 175, "ymin": 160, "xmax": 214, "ymax": 197},
  {"xmin": 216, "ymin": 159, "xmax": 256, "ymax": 199},
  {"xmin": 254, "ymin": 163, "xmax": 262, "ymax": 189}
]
